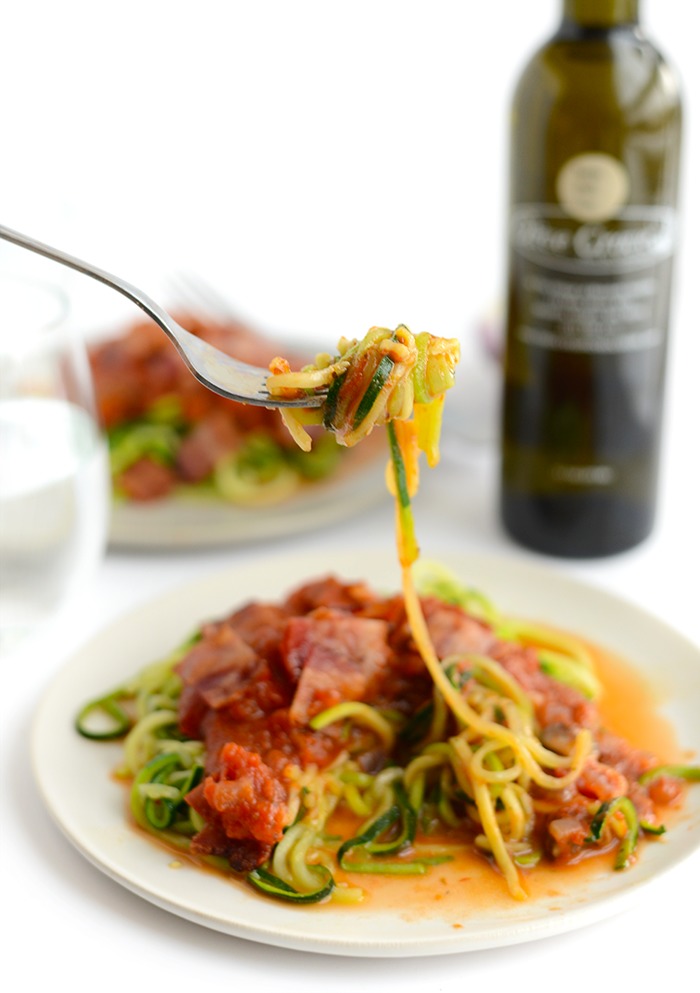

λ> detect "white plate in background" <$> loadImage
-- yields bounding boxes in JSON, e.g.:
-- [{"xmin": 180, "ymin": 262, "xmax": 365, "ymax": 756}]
[{"xmin": 108, "ymin": 438, "xmax": 388, "ymax": 549}]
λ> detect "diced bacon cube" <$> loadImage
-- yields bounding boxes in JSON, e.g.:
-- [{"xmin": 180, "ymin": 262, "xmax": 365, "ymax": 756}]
[{"xmin": 282, "ymin": 610, "xmax": 390, "ymax": 724}]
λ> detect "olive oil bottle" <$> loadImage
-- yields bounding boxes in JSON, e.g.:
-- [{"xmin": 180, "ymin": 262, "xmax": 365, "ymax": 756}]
[{"xmin": 499, "ymin": 0, "xmax": 682, "ymax": 557}]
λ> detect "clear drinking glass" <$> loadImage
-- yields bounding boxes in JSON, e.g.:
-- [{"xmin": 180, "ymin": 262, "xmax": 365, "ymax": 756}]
[{"xmin": 0, "ymin": 272, "xmax": 110, "ymax": 653}]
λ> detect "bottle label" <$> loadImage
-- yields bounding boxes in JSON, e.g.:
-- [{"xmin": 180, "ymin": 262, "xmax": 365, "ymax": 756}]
[
  {"xmin": 510, "ymin": 202, "xmax": 676, "ymax": 354},
  {"xmin": 510, "ymin": 153, "xmax": 677, "ymax": 356}
]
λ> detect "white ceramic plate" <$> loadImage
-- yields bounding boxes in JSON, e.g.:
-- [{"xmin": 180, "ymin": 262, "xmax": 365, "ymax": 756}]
[
  {"xmin": 108, "ymin": 438, "xmax": 387, "ymax": 549},
  {"xmin": 31, "ymin": 549, "xmax": 700, "ymax": 956}
]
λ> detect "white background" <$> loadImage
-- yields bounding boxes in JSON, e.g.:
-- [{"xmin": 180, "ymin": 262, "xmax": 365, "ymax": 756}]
[
  {"xmin": 2, "ymin": 2, "xmax": 699, "ymax": 992},
  {"xmin": 3, "ymin": 0, "xmax": 694, "ymax": 357}
]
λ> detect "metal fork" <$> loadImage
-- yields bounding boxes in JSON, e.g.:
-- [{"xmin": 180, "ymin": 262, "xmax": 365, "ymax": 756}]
[{"xmin": 0, "ymin": 223, "xmax": 324, "ymax": 409}]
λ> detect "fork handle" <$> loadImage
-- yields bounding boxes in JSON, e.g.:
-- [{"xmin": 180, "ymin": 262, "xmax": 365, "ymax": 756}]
[
  {"xmin": 0, "ymin": 222, "xmax": 178, "ymax": 345},
  {"xmin": 0, "ymin": 222, "xmax": 326, "ymax": 409}
]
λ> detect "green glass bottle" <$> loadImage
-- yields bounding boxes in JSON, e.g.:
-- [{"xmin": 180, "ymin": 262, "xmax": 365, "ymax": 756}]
[{"xmin": 499, "ymin": 0, "xmax": 682, "ymax": 557}]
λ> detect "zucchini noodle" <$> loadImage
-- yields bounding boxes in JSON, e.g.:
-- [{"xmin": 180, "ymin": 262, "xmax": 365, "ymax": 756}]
[
  {"xmin": 266, "ymin": 325, "xmax": 460, "ymax": 454},
  {"xmin": 309, "ymin": 702, "xmax": 398, "ymax": 750}
]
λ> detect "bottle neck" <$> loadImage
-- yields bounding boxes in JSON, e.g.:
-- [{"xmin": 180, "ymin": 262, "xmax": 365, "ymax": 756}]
[{"xmin": 562, "ymin": 0, "xmax": 639, "ymax": 29}]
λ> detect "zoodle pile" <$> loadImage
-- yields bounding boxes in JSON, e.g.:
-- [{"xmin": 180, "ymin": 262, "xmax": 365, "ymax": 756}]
[{"xmin": 77, "ymin": 324, "xmax": 699, "ymax": 905}]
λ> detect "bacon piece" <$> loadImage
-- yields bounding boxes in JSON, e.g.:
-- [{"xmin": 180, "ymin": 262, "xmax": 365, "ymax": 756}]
[
  {"xmin": 595, "ymin": 728, "xmax": 657, "ymax": 781},
  {"xmin": 283, "ymin": 575, "xmax": 379, "ymax": 616},
  {"xmin": 421, "ymin": 598, "xmax": 496, "ymax": 658},
  {"xmin": 177, "ymin": 627, "xmax": 258, "ymax": 738},
  {"xmin": 577, "ymin": 757, "xmax": 629, "ymax": 801},
  {"xmin": 593, "ymin": 728, "xmax": 683, "ymax": 815},
  {"xmin": 116, "ymin": 457, "xmax": 177, "ymax": 501},
  {"xmin": 175, "ymin": 412, "xmax": 242, "ymax": 482},
  {"xmin": 178, "ymin": 627, "xmax": 257, "ymax": 686},
  {"xmin": 281, "ymin": 609, "xmax": 391, "ymax": 724},
  {"xmin": 547, "ymin": 815, "xmax": 590, "ymax": 861},
  {"xmin": 539, "ymin": 789, "xmax": 597, "ymax": 863},
  {"xmin": 538, "ymin": 684, "xmax": 598, "ymax": 732},
  {"xmin": 490, "ymin": 639, "xmax": 598, "ymax": 731},
  {"xmin": 223, "ymin": 602, "xmax": 294, "ymax": 661},
  {"xmin": 627, "ymin": 781, "xmax": 658, "ymax": 826},
  {"xmin": 87, "ymin": 321, "xmax": 191, "ymax": 422},
  {"xmin": 646, "ymin": 775, "xmax": 684, "ymax": 807}
]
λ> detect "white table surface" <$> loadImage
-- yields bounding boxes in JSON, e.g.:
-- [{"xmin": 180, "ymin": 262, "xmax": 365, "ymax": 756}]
[{"xmin": 3, "ymin": 1, "xmax": 698, "ymax": 990}]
